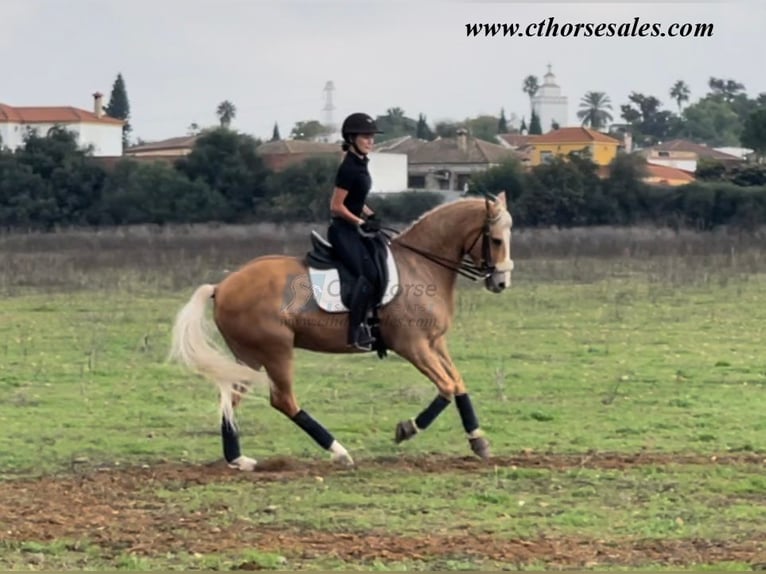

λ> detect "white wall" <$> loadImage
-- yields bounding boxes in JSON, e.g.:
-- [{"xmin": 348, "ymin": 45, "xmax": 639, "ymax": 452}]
[
  {"xmin": 78, "ymin": 123, "xmax": 123, "ymax": 156},
  {"xmin": 0, "ymin": 122, "xmax": 25, "ymax": 149},
  {"xmin": 368, "ymin": 152, "xmax": 408, "ymax": 193},
  {"xmin": 0, "ymin": 122, "xmax": 122, "ymax": 156},
  {"xmin": 648, "ymin": 158, "xmax": 697, "ymax": 172},
  {"xmin": 714, "ymin": 147, "xmax": 753, "ymax": 160}
]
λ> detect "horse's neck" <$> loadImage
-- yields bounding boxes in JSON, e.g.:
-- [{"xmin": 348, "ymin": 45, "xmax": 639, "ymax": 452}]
[
  {"xmin": 396, "ymin": 201, "xmax": 483, "ymax": 259},
  {"xmin": 392, "ymin": 201, "xmax": 483, "ymax": 290}
]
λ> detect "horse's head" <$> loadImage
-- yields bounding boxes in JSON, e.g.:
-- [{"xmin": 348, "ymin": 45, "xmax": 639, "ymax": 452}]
[{"xmin": 465, "ymin": 191, "xmax": 514, "ymax": 293}]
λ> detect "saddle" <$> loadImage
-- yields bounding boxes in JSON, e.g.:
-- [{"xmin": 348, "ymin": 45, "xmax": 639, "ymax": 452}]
[
  {"xmin": 303, "ymin": 230, "xmax": 401, "ymax": 358},
  {"xmin": 304, "ymin": 230, "xmax": 399, "ymax": 313}
]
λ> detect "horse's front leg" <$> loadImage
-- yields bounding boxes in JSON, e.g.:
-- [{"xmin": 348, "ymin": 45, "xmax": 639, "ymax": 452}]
[{"xmin": 394, "ymin": 337, "xmax": 490, "ymax": 460}]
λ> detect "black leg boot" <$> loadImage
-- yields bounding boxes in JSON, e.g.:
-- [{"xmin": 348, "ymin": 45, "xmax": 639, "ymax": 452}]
[{"xmin": 347, "ymin": 276, "xmax": 375, "ymax": 351}]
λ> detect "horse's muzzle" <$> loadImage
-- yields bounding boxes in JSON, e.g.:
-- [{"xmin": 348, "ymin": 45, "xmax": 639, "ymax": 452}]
[{"xmin": 485, "ymin": 260, "xmax": 513, "ymax": 293}]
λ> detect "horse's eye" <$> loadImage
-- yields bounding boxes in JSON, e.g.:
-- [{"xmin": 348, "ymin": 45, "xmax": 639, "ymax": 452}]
[{"xmin": 491, "ymin": 238, "xmax": 503, "ymax": 247}]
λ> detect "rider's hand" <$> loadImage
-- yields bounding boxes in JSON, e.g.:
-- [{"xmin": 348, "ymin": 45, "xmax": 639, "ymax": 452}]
[{"xmin": 360, "ymin": 219, "xmax": 381, "ymax": 233}]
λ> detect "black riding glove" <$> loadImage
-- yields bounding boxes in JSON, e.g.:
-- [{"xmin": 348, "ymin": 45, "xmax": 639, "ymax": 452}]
[{"xmin": 360, "ymin": 219, "xmax": 381, "ymax": 233}]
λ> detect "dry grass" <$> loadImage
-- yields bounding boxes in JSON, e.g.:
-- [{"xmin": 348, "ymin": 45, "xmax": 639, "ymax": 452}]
[{"xmin": 1, "ymin": 222, "xmax": 765, "ymax": 295}]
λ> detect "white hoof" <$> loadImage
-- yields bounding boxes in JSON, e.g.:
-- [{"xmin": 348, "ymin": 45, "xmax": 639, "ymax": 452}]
[
  {"xmin": 329, "ymin": 440, "xmax": 354, "ymax": 467},
  {"xmin": 228, "ymin": 455, "xmax": 257, "ymax": 471}
]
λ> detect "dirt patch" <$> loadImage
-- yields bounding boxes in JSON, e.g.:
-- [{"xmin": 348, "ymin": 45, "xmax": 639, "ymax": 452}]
[{"xmin": 1, "ymin": 453, "xmax": 765, "ymax": 568}]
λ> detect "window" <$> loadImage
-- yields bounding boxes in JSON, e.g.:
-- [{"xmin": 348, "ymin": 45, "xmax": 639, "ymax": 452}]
[
  {"xmin": 540, "ymin": 151, "xmax": 553, "ymax": 164},
  {"xmin": 408, "ymin": 175, "xmax": 425, "ymax": 189}
]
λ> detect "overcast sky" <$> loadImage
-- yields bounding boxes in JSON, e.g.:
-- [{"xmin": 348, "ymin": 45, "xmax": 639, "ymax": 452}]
[{"xmin": 3, "ymin": 0, "xmax": 763, "ymax": 142}]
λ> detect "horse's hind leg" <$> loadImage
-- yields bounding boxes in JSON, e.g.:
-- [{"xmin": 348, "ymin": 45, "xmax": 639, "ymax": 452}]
[
  {"xmin": 217, "ymin": 381, "xmax": 258, "ymax": 471},
  {"xmin": 264, "ymin": 348, "xmax": 355, "ymax": 467}
]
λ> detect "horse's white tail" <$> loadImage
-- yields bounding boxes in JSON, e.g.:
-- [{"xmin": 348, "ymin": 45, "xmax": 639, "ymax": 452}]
[{"xmin": 168, "ymin": 284, "xmax": 268, "ymax": 428}]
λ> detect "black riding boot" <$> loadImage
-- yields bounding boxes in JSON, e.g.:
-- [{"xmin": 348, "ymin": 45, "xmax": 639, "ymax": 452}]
[{"xmin": 348, "ymin": 276, "xmax": 375, "ymax": 351}]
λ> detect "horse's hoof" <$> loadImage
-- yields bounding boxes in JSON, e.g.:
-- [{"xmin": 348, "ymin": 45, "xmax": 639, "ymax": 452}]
[
  {"xmin": 227, "ymin": 455, "xmax": 258, "ymax": 471},
  {"xmin": 395, "ymin": 419, "xmax": 418, "ymax": 443},
  {"xmin": 469, "ymin": 436, "xmax": 491, "ymax": 460},
  {"xmin": 329, "ymin": 441, "xmax": 355, "ymax": 467},
  {"xmin": 331, "ymin": 452, "xmax": 355, "ymax": 467}
]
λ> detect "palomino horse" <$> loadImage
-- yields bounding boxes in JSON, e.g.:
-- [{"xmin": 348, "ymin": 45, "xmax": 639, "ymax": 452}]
[{"xmin": 169, "ymin": 192, "xmax": 514, "ymax": 469}]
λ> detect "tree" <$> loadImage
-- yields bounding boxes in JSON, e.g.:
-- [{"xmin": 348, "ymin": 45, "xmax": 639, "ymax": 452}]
[
  {"xmin": 7, "ymin": 126, "xmax": 107, "ymax": 228},
  {"xmin": 670, "ymin": 80, "xmax": 691, "ymax": 113},
  {"xmin": 434, "ymin": 121, "xmax": 459, "ymax": 138},
  {"xmin": 374, "ymin": 108, "xmax": 418, "ymax": 141},
  {"xmin": 187, "ymin": 122, "xmax": 201, "ymax": 136},
  {"xmin": 174, "ymin": 127, "xmax": 269, "ymax": 220},
  {"xmin": 263, "ymin": 157, "xmax": 338, "ymax": 221},
  {"xmin": 519, "ymin": 117, "xmax": 528, "ymax": 134},
  {"xmin": 620, "ymin": 92, "xmax": 678, "ymax": 146},
  {"xmin": 522, "ymin": 75, "xmax": 539, "ymax": 114},
  {"xmin": 104, "ymin": 73, "xmax": 131, "ymax": 149},
  {"xmin": 465, "ymin": 115, "xmax": 500, "ymax": 142},
  {"xmin": 465, "ymin": 158, "xmax": 526, "ymax": 203},
  {"xmin": 707, "ymin": 77, "xmax": 745, "ymax": 103},
  {"xmin": 497, "ymin": 108, "xmax": 508, "ymax": 133},
  {"xmin": 216, "ymin": 100, "xmax": 237, "ymax": 128},
  {"xmin": 271, "ymin": 122, "xmax": 281, "ymax": 141},
  {"xmin": 528, "ymin": 111, "xmax": 542, "ymax": 135},
  {"xmin": 577, "ymin": 91, "xmax": 613, "ymax": 130},
  {"xmin": 416, "ymin": 114, "xmax": 434, "ymax": 140},
  {"xmin": 100, "ymin": 158, "xmax": 227, "ymax": 225},
  {"xmin": 682, "ymin": 97, "xmax": 742, "ymax": 147},
  {"xmin": 741, "ymin": 108, "xmax": 766, "ymax": 163},
  {"xmin": 290, "ymin": 120, "xmax": 331, "ymax": 140}
]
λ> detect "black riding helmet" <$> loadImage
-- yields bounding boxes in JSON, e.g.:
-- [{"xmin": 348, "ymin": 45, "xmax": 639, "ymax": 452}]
[{"xmin": 341, "ymin": 112, "xmax": 383, "ymax": 154}]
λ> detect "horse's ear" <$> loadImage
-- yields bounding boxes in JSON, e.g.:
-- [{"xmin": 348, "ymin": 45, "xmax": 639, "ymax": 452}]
[{"xmin": 495, "ymin": 190, "xmax": 507, "ymax": 207}]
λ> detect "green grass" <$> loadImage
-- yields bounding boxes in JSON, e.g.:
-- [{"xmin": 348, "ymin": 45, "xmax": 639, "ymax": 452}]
[
  {"xmin": 1, "ymin": 225, "xmax": 766, "ymax": 570},
  {"xmin": 2, "ymin": 277, "xmax": 765, "ymax": 476},
  {"xmin": 150, "ymin": 463, "xmax": 766, "ymax": 540}
]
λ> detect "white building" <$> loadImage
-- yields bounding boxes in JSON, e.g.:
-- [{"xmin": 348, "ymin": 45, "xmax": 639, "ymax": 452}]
[
  {"xmin": 0, "ymin": 92, "xmax": 124, "ymax": 156},
  {"xmin": 254, "ymin": 139, "xmax": 409, "ymax": 192},
  {"xmin": 367, "ymin": 151, "xmax": 408, "ymax": 193},
  {"xmin": 531, "ymin": 65, "xmax": 569, "ymax": 133}
]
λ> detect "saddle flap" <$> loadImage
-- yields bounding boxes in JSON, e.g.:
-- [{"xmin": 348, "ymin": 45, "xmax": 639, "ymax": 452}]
[{"xmin": 304, "ymin": 232, "xmax": 400, "ymax": 314}]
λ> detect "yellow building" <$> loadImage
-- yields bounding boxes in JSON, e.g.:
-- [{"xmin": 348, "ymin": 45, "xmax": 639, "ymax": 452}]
[{"xmin": 528, "ymin": 126, "xmax": 621, "ymax": 166}]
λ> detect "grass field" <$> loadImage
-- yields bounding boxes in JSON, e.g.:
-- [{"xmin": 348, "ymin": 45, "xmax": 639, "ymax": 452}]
[{"xmin": 1, "ymin": 222, "xmax": 765, "ymax": 571}]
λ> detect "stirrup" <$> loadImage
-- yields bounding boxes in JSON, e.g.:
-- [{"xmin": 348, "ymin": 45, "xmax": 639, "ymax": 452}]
[{"xmin": 349, "ymin": 323, "xmax": 374, "ymax": 351}]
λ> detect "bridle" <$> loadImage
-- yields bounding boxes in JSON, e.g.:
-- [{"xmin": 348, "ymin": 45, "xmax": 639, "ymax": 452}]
[{"xmin": 379, "ymin": 198, "xmax": 508, "ymax": 282}]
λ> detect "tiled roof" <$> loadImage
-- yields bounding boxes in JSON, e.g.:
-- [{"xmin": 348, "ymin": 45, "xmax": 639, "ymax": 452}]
[
  {"xmin": 126, "ymin": 135, "xmax": 199, "ymax": 152},
  {"xmin": 497, "ymin": 133, "xmax": 539, "ymax": 147},
  {"xmin": 652, "ymin": 139, "xmax": 741, "ymax": 161},
  {"xmin": 373, "ymin": 135, "xmax": 428, "ymax": 154},
  {"xmin": 0, "ymin": 103, "xmax": 124, "ymax": 125},
  {"xmin": 407, "ymin": 134, "xmax": 522, "ymax": 165},
  {"xmin": 531, "ymin": 126, "xmax": 620, "ymax": 144},
  {"xmin": 598, "ymin": 162, "xmax": 696, "ymax": 183},
  {"xmin": 645, "ymin": 163, "xmax": 696, "ymax": 182},
  {"xmin": 255, "ymin": 139, "xmax": 340, "ymax": 154}
]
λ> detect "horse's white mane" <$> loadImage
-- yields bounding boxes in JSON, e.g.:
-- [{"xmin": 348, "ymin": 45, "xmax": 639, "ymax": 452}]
[{"xmin": 395, "ymin": 196, "xmax": 488, "ymax": 237}]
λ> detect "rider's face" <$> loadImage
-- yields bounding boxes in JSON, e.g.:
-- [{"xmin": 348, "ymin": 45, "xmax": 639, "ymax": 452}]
[{"xmin": 354, "ymin": 134, "xmax": 374, "ymax": 154}]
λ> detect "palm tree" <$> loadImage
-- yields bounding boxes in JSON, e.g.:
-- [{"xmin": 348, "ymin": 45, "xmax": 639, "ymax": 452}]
[
  {"xmin": 577, "ymin": 91, "xmax": 613, "ymax": 130},
  {"xmin": 522, "ymin": 75, "xmax": 539, "ymax": 115},
  {"xmin": 669, "ymin": 80, "xmax": 691, "ymax": 113},
  {"xmin": 216, "ymin": 100, "xmax": 237, "ymax": 128}
]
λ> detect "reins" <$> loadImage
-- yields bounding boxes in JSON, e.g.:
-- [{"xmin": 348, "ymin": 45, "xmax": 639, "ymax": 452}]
[{"xmin": 375, "ymin": 198, "xmax": 499, "ymax": 282}]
